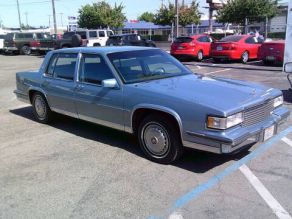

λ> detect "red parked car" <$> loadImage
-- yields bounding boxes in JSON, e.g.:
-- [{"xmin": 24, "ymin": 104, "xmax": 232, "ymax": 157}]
[
  {"xmin": 170, "ymin": 34, "xmax": 214, "ymax": 61},
  {"xmin": 211, "ymin": 35, "xmax": 263, "ymax": 64},
  {"xmin": 258, "ymin": 40, "xmax": 285, "ymax": 65}
]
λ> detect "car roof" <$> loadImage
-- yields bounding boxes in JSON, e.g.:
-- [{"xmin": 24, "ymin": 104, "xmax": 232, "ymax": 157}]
[{"xmin": 51, "ymin": 46, "xmax": 158, "ymax": 55}]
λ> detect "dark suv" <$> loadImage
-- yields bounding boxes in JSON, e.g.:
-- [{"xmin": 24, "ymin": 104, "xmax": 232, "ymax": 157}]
[
  {"xmin": 4, "ymin": 32, "xmax": 48, "ymax": 55},
  {"xmin": 106, "ymin": 34, "xmax": 156, "ymax": 47}
]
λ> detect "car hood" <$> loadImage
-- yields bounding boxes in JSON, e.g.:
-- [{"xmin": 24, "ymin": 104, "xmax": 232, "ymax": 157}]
[{"xmin": 130, "ymin": 74, "xmax": 281, "ymax": 115}]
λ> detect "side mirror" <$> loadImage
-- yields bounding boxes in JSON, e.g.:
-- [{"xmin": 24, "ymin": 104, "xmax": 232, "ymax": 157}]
[
  {"xmin": 284, "ymin": 63, "xmax": 292, "ymax": 73},
  {"xmin": 102, "ymin": 78, "xmax": 119, "ymax": 89}
]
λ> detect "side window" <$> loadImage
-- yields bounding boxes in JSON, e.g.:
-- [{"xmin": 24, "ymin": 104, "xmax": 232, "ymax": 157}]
[
  {"xmin": 98, "ymin": 31, "xmax": 105, "ymax": 37},
  {"xmin": 245, "ymin": 37, "xmax": 256, "ymax": 44},
  {"xmin": 89, "ymin": 31, "xmax": 97, "ymax": 38},
  {"xmin": 107, "ymin": 31, "xmax": 114, "ymax": 36},
  {"xmin": 198, "ymin": 36, "xmax": 209, "ymax": 42},
  {"xmin": 79, "ymin": 54, "xmax": 113, "ymax": 85},
  {"xmin": 46, "ymin": 54, "xmax": 59, "ymax": 77},
  {"xmin": 54, "ymin": 53, "xmax": 78, "ymax": 80}
]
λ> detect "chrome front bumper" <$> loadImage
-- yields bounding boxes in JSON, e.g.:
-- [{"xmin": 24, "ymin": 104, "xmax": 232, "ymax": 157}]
[{"xmin": 183, "ymin": 107, "xmax": 290, "ymax": 154}]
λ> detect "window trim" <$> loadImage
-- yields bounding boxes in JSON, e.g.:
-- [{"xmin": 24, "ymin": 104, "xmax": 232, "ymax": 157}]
[
  {"xmin": 45, "ymin": 52, "xmax": 78, "ymax": 81},
  {"xmin": 77, "ymin": 52, "xmax": 115, "ymax": 86}
]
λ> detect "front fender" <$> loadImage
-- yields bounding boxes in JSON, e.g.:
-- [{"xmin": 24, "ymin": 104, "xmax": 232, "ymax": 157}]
[{"xmin": 130, "ymin": 104, "xmax": 183, "ymax": 137}]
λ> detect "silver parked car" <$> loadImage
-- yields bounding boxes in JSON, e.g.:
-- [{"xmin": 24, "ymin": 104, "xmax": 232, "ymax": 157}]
[{"xmin": 14, "ymin": 47, "xmax": 289, "ymax": 163}]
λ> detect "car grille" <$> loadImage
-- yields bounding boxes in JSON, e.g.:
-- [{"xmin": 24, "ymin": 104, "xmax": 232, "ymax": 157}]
[{"xmin": 243, "ymin": 100, "xmax": 274, "ymax": 127}]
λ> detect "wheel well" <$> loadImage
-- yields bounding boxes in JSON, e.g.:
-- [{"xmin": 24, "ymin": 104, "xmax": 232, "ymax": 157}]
[
  {"xmin": 22, "ymin": 44, "xmax": 30, "ymax": 48},
  {"xmin": 93, "ymin": 43, "xmax": 101, "ymax": 46},
  {"xmin": 28, "ymin": 90, "xmax": 45, "ymax": 104},
  {"xmin": 132, "ymin": 108, "xmax": 182, "ymax": 138}
]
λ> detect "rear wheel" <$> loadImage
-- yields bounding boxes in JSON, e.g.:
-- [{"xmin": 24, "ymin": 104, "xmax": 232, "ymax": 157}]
[
  {"xmin": 241, "ymin": 51, "xmax": 249, "ymax": 64},
  {"xmin": 21, "ymin": 45, "xmax": 31, "ymax": 55},
  {"xmin": 32, "ymin": 93, "xmax": 53, "ymax": 123},
  {"xmin": 197, "ymin": 50, "xmax": 203, "ymax": 62},
  {"xmin": 138, "ymin": 114, "xmax": 184, "ymax": 164}
]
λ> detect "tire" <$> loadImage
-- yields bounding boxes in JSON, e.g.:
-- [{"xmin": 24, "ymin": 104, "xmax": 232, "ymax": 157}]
[
  {"xmin": 197, "ymin": 50, "xmax": 203, "ymax": 62},
  {"xmin": 137, "ymin": 114, "xmax": 184, "ymax": 164},
  {"xmin": 32, "ymin": 93, "xmax": 53, "ymax": 124},
  {"xmin": 71, "ymin": 34, "xmax": 82, "ymax": 47},
  {"xmin": 21, "ymin": 45, "xmax": 31, "ymax": 55},
  {"xmin": 213, "ymin": 57, "xmax": 221, "ymax": 63},
  {"xmin": 241, "ymin": 51, "xmax": 249, "ymax": 64}
]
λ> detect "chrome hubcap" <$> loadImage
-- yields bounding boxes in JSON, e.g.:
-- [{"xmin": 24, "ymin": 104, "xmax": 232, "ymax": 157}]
[
  {"xmin": 198, "ymin": 51, "xmax": 203, "ymax": 60},
  {"xmin": 242, "ymin": 52, "xmax": 248, "ymax": 62},
  {"xmin": 142, "ymin": 123, "xmax": 169, "ymax": 157},
  {"xmin": 34, "ymin": 96, "xmax": 46, "ymax": 118}
]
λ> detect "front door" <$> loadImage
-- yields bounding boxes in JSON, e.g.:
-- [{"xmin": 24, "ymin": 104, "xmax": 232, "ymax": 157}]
[
  {"xmin": 74, "ymin": 53, "xmax": 124, "ymax": 130},
  {"xmin": 42, "ymin": 53, "xmax": 78, "ymax": 118}
]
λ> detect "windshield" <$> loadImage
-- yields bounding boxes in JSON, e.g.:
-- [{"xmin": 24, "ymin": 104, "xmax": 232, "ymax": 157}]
[
  {"xmin": 107, "ymin": 49, "xmax": 191, "ymax": 84},
  {"xmin": 219, "ymin": 35, "xmax": 243, "ymax": 42}
]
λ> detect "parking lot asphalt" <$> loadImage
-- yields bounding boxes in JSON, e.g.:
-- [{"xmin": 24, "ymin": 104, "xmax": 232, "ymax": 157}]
[{"xmin": 1, "ymin": 54, "xmax": 292, "ymax": 219}]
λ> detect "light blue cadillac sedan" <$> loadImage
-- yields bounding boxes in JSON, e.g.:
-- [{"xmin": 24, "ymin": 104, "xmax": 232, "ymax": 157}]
[{"xmin": 14, "ymin": 46, "xmax": 289, "ymax": 164}]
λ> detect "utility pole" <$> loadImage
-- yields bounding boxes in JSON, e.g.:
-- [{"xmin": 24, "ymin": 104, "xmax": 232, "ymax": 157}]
[
  {"xmin": 51, "ymin": 0, "xmax": 57, "ymax": 34},
  {"xmin": 16, "ymin": 0, "xmax": 22, "ymax": 29},
  {"xmin": 175, "ymin": 0, "xmax": 179, "ymax": 37}
]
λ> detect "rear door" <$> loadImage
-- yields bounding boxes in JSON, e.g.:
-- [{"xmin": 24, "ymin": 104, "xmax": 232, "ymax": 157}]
[
  {"xmin": 41, "ymin": 53, "xmax": 78, "ymax": 117},
  {"xmin": 74, "ymin": 53, "xmax": 124, "ymax": 129},
  {"xmin": 197, "ymin": 36, "xmax": 212, "ymax": 56},
  {"xmin": 245, "ymin": 36, "xmax": 261, "ymax": 59}
]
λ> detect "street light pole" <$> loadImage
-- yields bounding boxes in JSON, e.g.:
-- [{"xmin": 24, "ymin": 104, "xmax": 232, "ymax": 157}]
[
  {"xmin": 175, "ymin": 0, "xmax": 179, "ymax": 37},
  {"xmin": 25, "ymin": 12, "xmax": 28, "ymax": 26},
  {"xmin": 51, "ymin": 0, "xmax": 57, "ymax": 34},
  {"xmin": 16, "ymin": 0, "xmax": 22, "ymax": 29}
]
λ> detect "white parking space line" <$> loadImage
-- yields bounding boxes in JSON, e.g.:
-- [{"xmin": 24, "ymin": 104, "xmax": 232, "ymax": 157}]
[
  {"xmin": 281, "ymin": 137, "xmax": 292, "ymax": 148},
  {"xmin": 204, "ymin": 68, "xmax": 231, "ymax": 75},
  {"xmin": 168, "ymin": 211, "xmax": 184, "ymax": 219},
  {"xmin": 239, "ymin": 164, "xmax": 292, "ymax": 219}
]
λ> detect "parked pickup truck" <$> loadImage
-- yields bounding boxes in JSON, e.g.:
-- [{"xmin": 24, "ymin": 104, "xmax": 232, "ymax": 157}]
[
  {"xmin": 106, "ymin": 34, "xmax": 156, "ymax": 47},
  {"xmin": 4, "ymin": 32, "xmax": 49, "ymax": 55},
  {"xmin": 14, "ymin": 47, "xmax": 289, "ymax": 164}
]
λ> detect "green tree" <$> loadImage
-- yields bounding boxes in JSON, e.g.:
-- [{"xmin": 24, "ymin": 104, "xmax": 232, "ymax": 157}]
[
  {"xmin": 154, "ymin": 1, "xmax": 201, "ymax": 26},
  {"xmin": 179, "ymin": 1, "xmax": 201, "ymax": 27},
  {"xmin": 217, "ymin": 0, "xmax": 278, "ymax": 25},
  {"xmin": 138, "ymin": 12, "xmax": 155, "ymax": 22},
  {"xmin": 78, "ymin": 1, "xmax": 126, "ymax": 29}
]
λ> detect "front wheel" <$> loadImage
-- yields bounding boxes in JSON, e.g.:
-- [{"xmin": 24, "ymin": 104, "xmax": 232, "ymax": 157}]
[
  {"xmin": 32, "ymin": 93, "xmax": 53, "ymax": 123},
  {"xmin": 138, "ymin": 115, "xmax": 183, "ymax": 164},
  {"xmin": 241, "ymin": 51, "xmax": 249, "ymax": 64}
]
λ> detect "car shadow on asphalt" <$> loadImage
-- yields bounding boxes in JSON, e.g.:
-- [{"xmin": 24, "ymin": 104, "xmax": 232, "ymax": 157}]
[{"xmin": 10, "ymin": 106, "xmax": 252, "ymax": 173}]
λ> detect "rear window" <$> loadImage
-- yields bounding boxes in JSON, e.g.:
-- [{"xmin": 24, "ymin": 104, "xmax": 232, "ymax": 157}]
[
  {"xmin": 174, "ymin": 37, "xmax": 193, "ymax": 43},
  {"xmin": 0, "ymin": 35, "xmax": 6, "ymax": 39},
  {"xmin": 219, "ymin": 35, "xmax": 243, "ymax": 42},
  {"xmin": 76, "ymin": 31, "xmax": 87, "ymax": 39},
  {"xmin": 63, "ymin": 32, "xmax": 75, "ymax": 39}
]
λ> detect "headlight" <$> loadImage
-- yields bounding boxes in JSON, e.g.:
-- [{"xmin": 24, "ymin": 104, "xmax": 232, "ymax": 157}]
[
  {"xmin": 273, "ymin": 96, "xmax": 283, "ymax": 108},
  {"xmin": 207, "ymin": 112, "xmax": 243, "ymax": 130}
]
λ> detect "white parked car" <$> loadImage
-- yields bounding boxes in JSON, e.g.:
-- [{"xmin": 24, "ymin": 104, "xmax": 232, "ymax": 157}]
[{"xmin": 0, "ymin": 34, "xmax": 5, "ymax": 52}]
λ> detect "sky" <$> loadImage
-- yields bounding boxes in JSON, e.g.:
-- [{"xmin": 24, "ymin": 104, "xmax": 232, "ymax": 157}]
[{"xmin": 0, "ymin": 0, "xmax": 209, "ymax": 28}]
